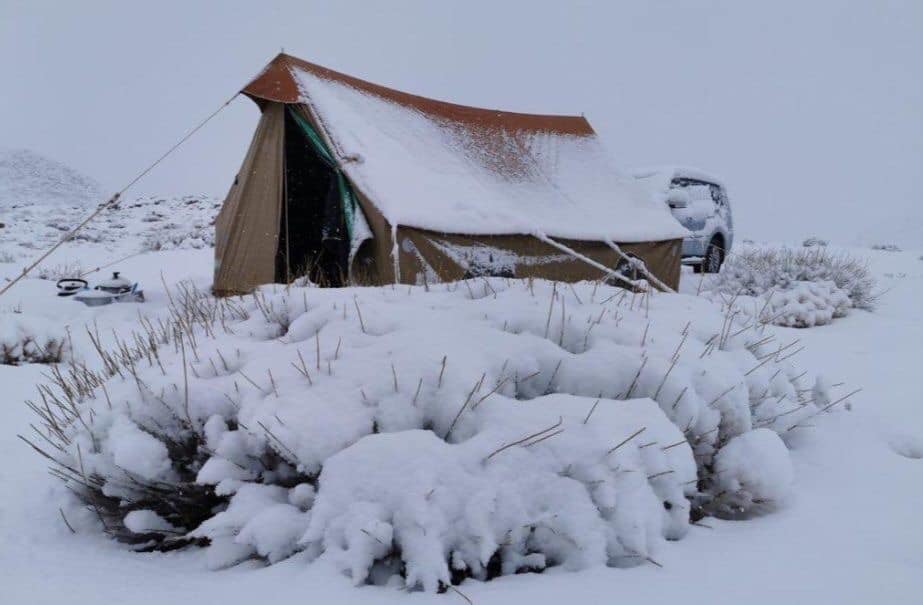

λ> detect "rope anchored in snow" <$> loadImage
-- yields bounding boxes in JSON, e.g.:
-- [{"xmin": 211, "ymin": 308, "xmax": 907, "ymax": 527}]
[{"xmin": 0, "ymin": 93, "xmax": 239, "ymax": 300}]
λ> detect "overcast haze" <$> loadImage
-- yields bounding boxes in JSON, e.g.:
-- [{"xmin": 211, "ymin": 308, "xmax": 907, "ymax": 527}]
[{"xmin": 2, "ymin": 0, "xmax": 921, "ymax": 246}]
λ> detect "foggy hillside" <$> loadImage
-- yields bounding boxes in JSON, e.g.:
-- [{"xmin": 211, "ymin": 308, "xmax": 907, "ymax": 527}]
[{"xmin": 0, "ymin": 148, "xmax": 103, "ymax": 207}]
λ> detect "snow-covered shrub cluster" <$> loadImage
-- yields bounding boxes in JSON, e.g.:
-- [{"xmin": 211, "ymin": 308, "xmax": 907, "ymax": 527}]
[
  {"xmin": 704, "ymin": 246, "xmax": 876, "ymax": 327},
  {"xmin": 35, "ymin": 260, "xmax": 84, "ymax": 281},
  {"xmin": 871, "ymin": 243, "xmax": 901, "ymax": 252},
  {"xmin": 720, "ymin": 280, "xmax": 851, "ymax": 329},
  {"xmin": 1, "ymin": 194, "xmax": 220, "ymax": 254},
  {"xmin": 142, "ymin": 228, "xmax": 214, "ymax": 252},
  {"xmin": 802, "ymin": 236, "xmax": 828, "ymax": 248},
  {"xmin": 27, "ymin": 279, "xmax": 838, "ymax": 591},
  {"xmin": 1, "ymin": 314, "xmax": 69, "ymax": 365},
  {"xmin": 711, "ymin": 428, "xmax": 794, "ymax": 517},
  {"xmin": 135, "ymin": 196, "xmax": 218, "ymax": 251}
]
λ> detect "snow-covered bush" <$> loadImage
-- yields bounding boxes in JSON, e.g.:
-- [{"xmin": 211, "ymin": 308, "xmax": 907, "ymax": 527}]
[
  {"xmin": 136, "ymin": 196, "xmax": 218, "ymax": 251},
  {"xmin": 0, "ymin": 250, "xmax": 17, "ymax": 263},
  {"xmin": 704, "ymin": 246, "xmax": 876, "ymax": 327},
  {"xmin": 801, "ymin": 236, "xmax": 828, "ymax": 248},
  {"xmin": 35, "ymin": 260, "xmax": 84, "ymax": 281},
  {"xmin": 0, "ymin": 193, "xmax": 220, "ymax": 255},
  {"xmin": 26, "ymin": 279, "xmax": 843, "ymax": 590},
  {"xmin": 1, "ymin": 315, "xmax": 69, "ymax": 364},
  {"xmin": 142, "ymin": 224, "xmax": 214, "ymax": 251},
  {"xmin": 871, "ymin": 243, "xmax": 901, "ymax": 252},
  {"xmin": 711, "ymin": 429, "xmax": 793, "ymax": 516}
]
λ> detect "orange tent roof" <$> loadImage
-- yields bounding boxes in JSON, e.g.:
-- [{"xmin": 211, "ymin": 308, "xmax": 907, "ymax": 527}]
[
  {"xmin": 237, "ymin": 53, "xmax": 687, "ymax": 243},
  {"xmin": 242, "ymin": 53, "xmax": 595, "ymax": 138}
]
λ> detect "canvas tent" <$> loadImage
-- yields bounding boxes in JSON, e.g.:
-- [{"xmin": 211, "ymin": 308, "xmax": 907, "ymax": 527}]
[{"xmin": 214, "ymin": 53, "xmax": 688, "ymax": 295}]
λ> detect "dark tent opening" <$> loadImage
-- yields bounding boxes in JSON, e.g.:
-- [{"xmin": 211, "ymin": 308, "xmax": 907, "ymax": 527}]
[{"xmin": 277, "ymin": 107, "xmax": 350, "ymax": 286}]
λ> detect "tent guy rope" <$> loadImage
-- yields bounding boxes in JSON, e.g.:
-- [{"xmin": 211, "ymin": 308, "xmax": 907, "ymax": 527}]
[
  {"xmin": 0, "ymin": 93, "xmax": 239, "ymax": 299},
  {"xmin": 78, "ymin": 250, "xmax": 149, "ymax": 279}
]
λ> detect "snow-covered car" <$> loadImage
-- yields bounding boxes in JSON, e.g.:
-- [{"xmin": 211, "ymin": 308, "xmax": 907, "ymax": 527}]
[{"xmin": 633, "ymin": 166, "xmax": 733, "ymax": 273}]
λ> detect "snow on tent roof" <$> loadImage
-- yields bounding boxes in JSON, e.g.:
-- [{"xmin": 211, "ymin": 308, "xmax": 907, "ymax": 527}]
[{"xmin": 242, "ymin": 54, "xmax": 687, "ymax": 243}]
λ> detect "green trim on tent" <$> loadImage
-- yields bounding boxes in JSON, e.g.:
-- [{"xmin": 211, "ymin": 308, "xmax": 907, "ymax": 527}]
[
  {"xmin": 336, "ymin": 171, "xmax": 357, "ymax": 241},
  {"xmin": 287, "ymin": 107, "xmax": 358, "ymax": 241}
]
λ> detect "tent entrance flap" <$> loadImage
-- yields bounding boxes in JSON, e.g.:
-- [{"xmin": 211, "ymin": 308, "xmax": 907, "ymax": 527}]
[{"xmin": 279, "ymin": 106, "xmax": 360, "ymax": 285}]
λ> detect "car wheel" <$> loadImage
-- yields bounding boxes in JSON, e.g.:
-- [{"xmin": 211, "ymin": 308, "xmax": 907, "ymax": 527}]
[{"xmin": 703, "ymin": 239, "xmax": 723, "ymax": 273}]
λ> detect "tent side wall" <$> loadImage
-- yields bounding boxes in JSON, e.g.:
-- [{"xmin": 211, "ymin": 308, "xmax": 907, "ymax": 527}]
[
  {"xmin": 349, "ymin": 187, "xmax": 397, "ymax": 285},
  {"xmin": 394, "ymin": 228, "xmax": 682, "ymax": 290},
  {"xmin": 214, "ymin": 95, "xmax": 682, "ymax": 294},
  {"xmin": 214, "ymin": 103, "xmax": 286, "ymax": 296}
]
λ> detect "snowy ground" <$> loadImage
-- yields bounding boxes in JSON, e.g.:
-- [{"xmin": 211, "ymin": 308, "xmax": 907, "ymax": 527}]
[{"xmin": 1, "ymin": 207, "xmax": 921, "ymax": 603}]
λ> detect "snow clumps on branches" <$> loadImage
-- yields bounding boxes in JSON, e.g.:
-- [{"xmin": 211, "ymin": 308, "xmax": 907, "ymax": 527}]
[
  {"xmin": 25, "ymin": 278, "xmax": 846, "ymax": 591},
  {"xmin": 704, "ymin": 245, "xmax": 876, "ymax": 327}
]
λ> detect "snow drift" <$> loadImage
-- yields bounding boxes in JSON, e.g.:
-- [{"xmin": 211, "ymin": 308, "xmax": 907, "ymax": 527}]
[{"xmin": 26, "ymin": 278, "xmax": 835, "ymax": 591}]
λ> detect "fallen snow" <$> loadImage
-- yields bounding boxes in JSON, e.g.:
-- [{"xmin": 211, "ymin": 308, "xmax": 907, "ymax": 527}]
[
  {"xmin": 0, "ymin": 189, "xmax": 220, "ymax": 263},
  {"xmin": 13, "ymin": 262, "xmax": 839, "ymax": 593},
  {"xmin": 0, "ymin": 313, "xmax": 70, "ymax": 365},
  {"xmin": 712, "ymin": 428, "xmax": 793, "ymax": 515},
  {"xmin": 0, "ymin": 196, "xmax": 920, "ymax": 602},
  {"xmin": 124, "ymin": 510, "xmax": 179, "ymax": 535}
]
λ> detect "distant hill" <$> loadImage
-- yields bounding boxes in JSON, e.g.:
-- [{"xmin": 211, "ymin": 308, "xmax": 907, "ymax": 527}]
[{"xmin": 0, "ymin": 148, "xmax": 104, "ymax": 207}]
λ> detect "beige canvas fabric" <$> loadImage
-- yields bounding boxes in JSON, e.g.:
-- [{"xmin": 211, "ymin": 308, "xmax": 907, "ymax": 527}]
[
  {"xmin": 214, "ymin": 101, "xmax": 683, "ymax": 294},
  {"xmin": 213, "ymin": 103, "xmax": 285, "ymax": 296},
  {"xmin": 214, "ymin": 53, "xmax": 685, "ymax": 294},
  {"xmin": 393, "ymin": 228, "xmax": 682, "ymax": 290}
]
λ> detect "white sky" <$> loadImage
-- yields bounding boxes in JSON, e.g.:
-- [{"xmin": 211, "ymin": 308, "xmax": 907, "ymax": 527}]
[{"xmin": 2, "ymin": 0, "xmax": 921, "ymax": 245}]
